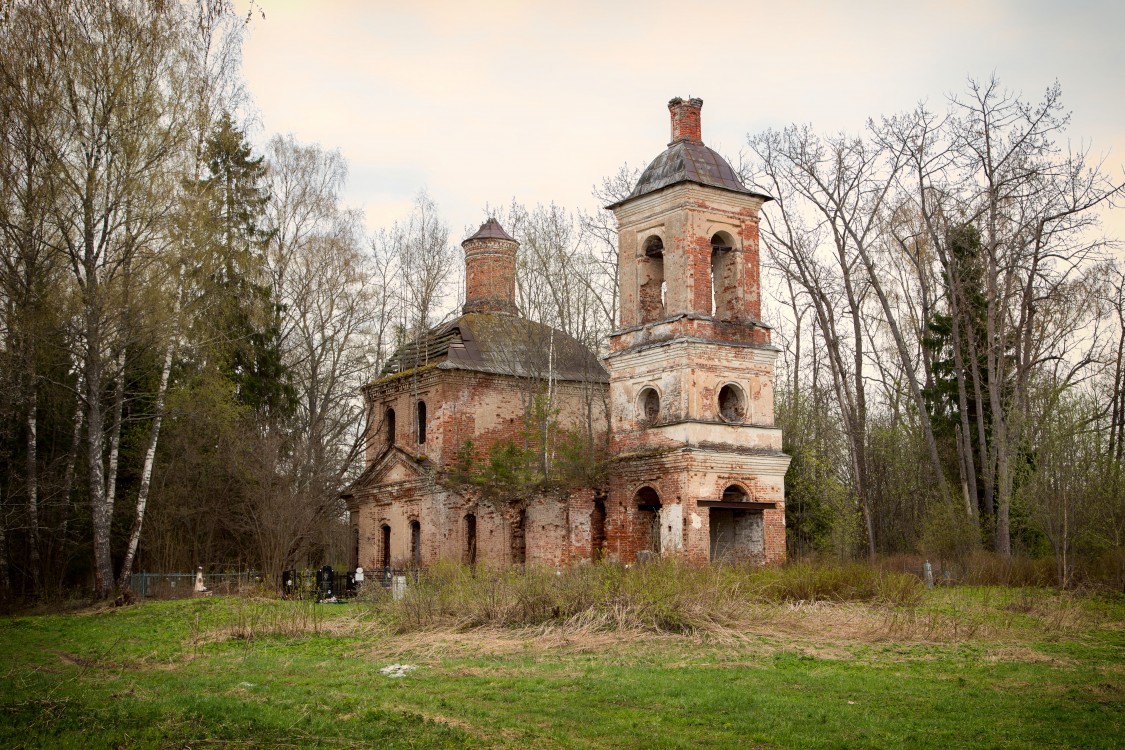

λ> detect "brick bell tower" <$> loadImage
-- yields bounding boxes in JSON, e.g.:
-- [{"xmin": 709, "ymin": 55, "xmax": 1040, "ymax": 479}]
[{"xmin": 604, "ymin": 97, "xmax": 790, "ymax": 564}]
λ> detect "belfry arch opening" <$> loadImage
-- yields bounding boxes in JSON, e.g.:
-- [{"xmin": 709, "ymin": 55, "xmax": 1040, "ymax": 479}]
[
  {"xmin": 640, "ymin": 236, "xmax": 665, "ymax": 323},
  {"xmin": 710, "ymin": 232, "xmax": 736, "ymax": 319},
  {"xmin": 385, "ymin": 407, "xmax": 396, "ymax": 445}
]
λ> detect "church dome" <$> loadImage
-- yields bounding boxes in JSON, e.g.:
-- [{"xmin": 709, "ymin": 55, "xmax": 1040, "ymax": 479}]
[{"xmin": 625, "ymin": 139, "xmax": 756, "ymax": 202}]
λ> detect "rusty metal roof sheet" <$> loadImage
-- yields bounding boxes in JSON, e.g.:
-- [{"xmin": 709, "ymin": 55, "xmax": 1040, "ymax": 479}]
[
  {"xmin": 608, "ymin": 140, "xmax": 772, "ymax": 209},
  {"xmin": 382, "ymin": 312, "xmax": 608, "ymax": 383},
  {"xmin": 463, "ymin": 218, "xmax": 515, "ymax": 244}
]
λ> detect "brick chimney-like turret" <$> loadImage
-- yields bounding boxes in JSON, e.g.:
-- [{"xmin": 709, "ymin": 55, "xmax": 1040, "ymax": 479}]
[
  {"xmin": 668, "ymin": 96, "xmax": 703, "ymax": 144},
  {"xmin": 462, "ymin": 218, "xmax": 518, "ymax": 315}
]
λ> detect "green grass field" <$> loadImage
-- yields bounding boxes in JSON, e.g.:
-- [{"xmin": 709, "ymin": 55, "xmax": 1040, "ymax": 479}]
[{"xmin": 1, "ymin": 571, "xmax": 1122, "ymax": 748}]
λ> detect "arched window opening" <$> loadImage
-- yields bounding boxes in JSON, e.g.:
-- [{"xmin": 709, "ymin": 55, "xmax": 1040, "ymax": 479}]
[
  {"xmin": 638, "ymin": 387, "xmax": 661, "ymax": 427},
  {"xmin": 591, "ymin": 497, "xmax": 607, "ymax": 560},
  {"xmin": 416, "ymin": 400, "xmax": 427, "ymax": 444},
  {"xmin": 381, "ymin": 524, "xmax": 391, "ymax": 570},
  {"xmin": 640, "ymin": 236, "xmax": 665, "ymax": 323},
  {"xmin": 464, "ymin": 514, "xmax": 477, "ymax": 566},
  {"xmin": 385, "ymin": 407, "xmax": 396, "ymax": 445},
  {"xmin": 710, "ymin": 232, "xmax": 736, "ymax": 319},
  {"xmin": 718, "ymin": 383, "xmax": 746, "ymax": 422},
  {"xmin": 633, "ymin": 486, "xmax": 662, "ymax": 555},
  {"xmin": 410, "ymin": 520, "xmax": 421, "ymax": 568},
  {"xmin": 722, "ymin": 484, "xmax": 749, "ymax": 503},
  {"xmin": 511, "ymin": 508, "xmax": 527, "ymax": 565}
]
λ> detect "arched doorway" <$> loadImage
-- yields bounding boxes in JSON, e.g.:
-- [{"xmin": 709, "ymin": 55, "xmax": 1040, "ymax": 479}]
[{"xmin": 634, "ymin": 486, "xmax": 662, "ymax": 555}]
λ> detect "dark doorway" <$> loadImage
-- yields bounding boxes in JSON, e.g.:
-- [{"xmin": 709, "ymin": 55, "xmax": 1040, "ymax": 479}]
[
  {"xmin": 634, "ymin": 486, "xmax": 662, "ymax": 555},
  {"xmin": 410, "ymin": 520, "xmax": 421, "ymax": 567},
  {"xmin": 511, "ymin": 508, "xmax": 527, "ymax": 565},
  {"xmin": 591, "ymin": 497, "xmax": 607, "ymax": 560},
  {"xmin": 381, "ymin": 524, "xmax": 391, "ymax": 569},
  {"xmin": 464, "ymin": 514, "xmax": 477, "ymax": 565}
]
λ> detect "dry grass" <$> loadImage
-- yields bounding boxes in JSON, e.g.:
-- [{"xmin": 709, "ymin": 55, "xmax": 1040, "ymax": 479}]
[
  {"xmin": 196, "ymin": 561, "xmax": 1113, "ymax": 653},
  {"xmin": 366, "ymin": 559, "xmax": 926, "ymax": 636}
]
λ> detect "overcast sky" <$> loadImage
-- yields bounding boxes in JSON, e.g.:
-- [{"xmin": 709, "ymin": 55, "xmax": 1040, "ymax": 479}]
[{"xmin": 238, "ymin": 0, "xmax": 1124, "ymax": 243}]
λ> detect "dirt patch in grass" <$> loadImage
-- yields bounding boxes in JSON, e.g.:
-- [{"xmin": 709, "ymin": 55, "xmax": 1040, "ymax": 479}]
[
  {"xmin": 364, "ymin": 626, "xmax": 670, "ymax": 662},
  {"xmin": 979, "ymin": 646, "xmax": 1078, "ymax": 666},
  {"xmin": 381, "ymin": 703, "xmax": 485, "ymax": 736}
]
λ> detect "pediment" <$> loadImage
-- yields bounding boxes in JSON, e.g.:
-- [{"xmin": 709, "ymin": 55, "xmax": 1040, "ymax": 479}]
[
  {"xmin": 347, "ymin": 446, "xmax": 432, "ymax": 495},
  {"xmin": 382, "ymin": 460, "xmax": 419, "ymax": 484}
]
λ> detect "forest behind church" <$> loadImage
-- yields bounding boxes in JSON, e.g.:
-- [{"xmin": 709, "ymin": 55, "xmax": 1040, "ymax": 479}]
[{"xmin": 1, "ymin": 0, "xmax": 1123, "ymax": 601}]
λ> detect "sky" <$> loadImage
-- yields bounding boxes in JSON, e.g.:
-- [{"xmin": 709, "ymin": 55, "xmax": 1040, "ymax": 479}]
[{"xmin": 237, "ymin": 0, "xmax": 1125, "ymax": 243}]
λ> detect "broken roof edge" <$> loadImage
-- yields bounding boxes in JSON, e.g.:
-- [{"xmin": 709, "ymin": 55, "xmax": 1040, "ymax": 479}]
[
  {"xmin": 435, "ymin": 358, "xmax": 610, "ymax": 384},
  {"xmin": 605, "ymin": 177, "xmax": 774, "ymax": 211},
  {"xmin": 377, "ymin": 312, "xmax": 609, "ymax": 386}
]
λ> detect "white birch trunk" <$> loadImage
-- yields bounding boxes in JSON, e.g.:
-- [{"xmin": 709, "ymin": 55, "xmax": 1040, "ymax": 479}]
[{"xmin": 117, "ymin": 330, "xmax": 175, "ymax": 589}]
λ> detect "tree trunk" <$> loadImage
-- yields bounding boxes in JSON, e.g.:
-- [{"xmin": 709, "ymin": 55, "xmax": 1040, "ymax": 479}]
[
  {"xmin": 26, "ymin": 386, "xmax": 41, "ymax": 593},
  {"xmin": 53, "ymin": 392, "xmax": 84, "ymax": 590},
  {"xmin": 117, "ymin": 326, "xmax": 176, "ymax": 590},
  {"xmin": 86, "ymin": 299, "xmax": 112, "ymax": 599},
  {"xmin": 104, "ymin": 345, "xmax": 127, "ymax": 515},
  {"xmin": 0, "ymin": 489, "xmax": 10, "ymax": 600},
  {"xmin": 851, "ymin": 240, "xmax": 952, "ymax": 506}
]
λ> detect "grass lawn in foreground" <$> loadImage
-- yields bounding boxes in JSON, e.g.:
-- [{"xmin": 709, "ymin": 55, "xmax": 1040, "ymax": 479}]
[{"xmin": 0, "ymin": 587, "xmax": 1121, "ymax": 749}]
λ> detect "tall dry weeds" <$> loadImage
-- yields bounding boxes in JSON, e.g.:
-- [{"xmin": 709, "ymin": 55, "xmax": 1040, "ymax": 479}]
[{"xmin": 367, "ymin": 560, "xmax": 924, "ymax": 635}]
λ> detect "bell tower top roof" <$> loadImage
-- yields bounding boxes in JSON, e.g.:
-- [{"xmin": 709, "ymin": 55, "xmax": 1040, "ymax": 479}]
[{"xmin": 608, "ymin": 97, "xmax": 772, "ymax": 209}]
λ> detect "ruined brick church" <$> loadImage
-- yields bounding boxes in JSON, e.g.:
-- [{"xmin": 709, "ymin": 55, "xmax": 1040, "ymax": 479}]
[{"xmin": 343, "ymin": 98, "xmax": 790, "ymax": 569}]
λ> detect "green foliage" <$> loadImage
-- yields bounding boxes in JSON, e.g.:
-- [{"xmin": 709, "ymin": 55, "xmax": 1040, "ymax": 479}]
[
  {"xmin": 477, "ymin": 439, "xmax": 538, "ymax": 500},
  {"xmin": 778, "ymin": 386, "xmax": 863, "ymax": 559},
  {"xmin": 552, "ymin": 427, "xmax": 607, "ymax": 488},
  {"xmin": 188, "ymin": 112, "xmax": 295, "ymax": 419}
]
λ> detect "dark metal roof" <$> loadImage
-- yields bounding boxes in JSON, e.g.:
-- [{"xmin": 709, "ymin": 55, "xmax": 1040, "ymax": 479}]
[
  {"xmin": 381, "ymin": 312, "xmax": 608, "ymax": 383},
  {"xmin": 463, "ymin": 218, "xmax": 515, "ymax": 243},
  {"xmin": 608, "ymin": 140, "xmax": 772, "ymax": 209}
]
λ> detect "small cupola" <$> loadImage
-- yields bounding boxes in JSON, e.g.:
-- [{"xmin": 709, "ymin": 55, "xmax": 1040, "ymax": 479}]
[
  {"xmin": 668, "ymin": 96, "xmax": 704, "ymax": 144},
  {"xmin": 462, "ymin": 218, "xmax": 518, "ymax": 315}
]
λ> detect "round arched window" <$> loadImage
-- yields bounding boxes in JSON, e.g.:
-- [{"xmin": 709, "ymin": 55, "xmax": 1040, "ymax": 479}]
[
  {"xmin": 718, "ymin": 383, "xmax": 746, "ymax": 422},
  {"xmin": 638, "ymin": 387, "xmax": 661, "ymax": 426}
]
